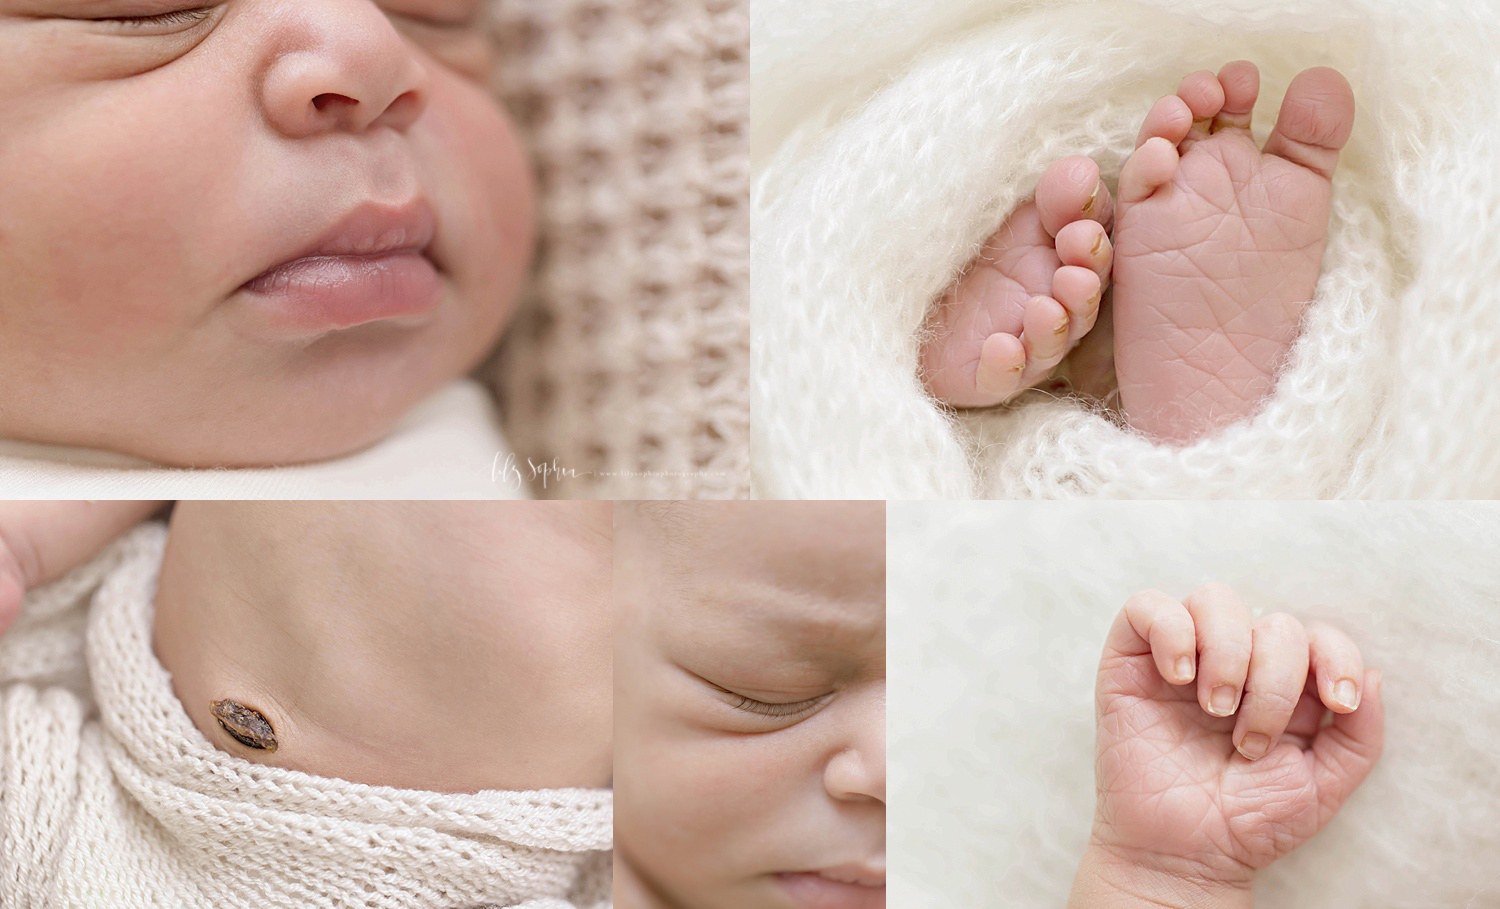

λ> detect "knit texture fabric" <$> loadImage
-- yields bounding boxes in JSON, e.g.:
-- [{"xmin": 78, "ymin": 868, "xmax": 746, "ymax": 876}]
[
  {"xmin": 752, "ymin": 0, "xmax": 1500, "ymax": 498},
  {"xmin": 889, "ymin": 501, "xmax": 1500, "ymax": 908},
  {"xmin": 484, "ymin": 0, "xmax": 751, "ymax": 499},
  {"xmin": 0, "ymin": 524, "xmax": 612, "ymax": 908}
]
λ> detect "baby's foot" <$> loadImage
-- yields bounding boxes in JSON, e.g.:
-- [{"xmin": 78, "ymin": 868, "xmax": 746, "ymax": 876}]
[
  {"xmin": 920, "ymin": 157, "xmax": 1116, "ymax": 407},
  {"xmin": 1111, "ymin": 62, "xmax": 1355, "ymax": 442}
]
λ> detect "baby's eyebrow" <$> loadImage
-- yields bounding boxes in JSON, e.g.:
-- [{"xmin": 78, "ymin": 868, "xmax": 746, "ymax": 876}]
[
  {"xmin": 380, "ymin": 0, "xmax": 481, "ymax": 19},
  {"xmin": 670, "ymin": 580, "xmax": 886, "ymax": 663}
]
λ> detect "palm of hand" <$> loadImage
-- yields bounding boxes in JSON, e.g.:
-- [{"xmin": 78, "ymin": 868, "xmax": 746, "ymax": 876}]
[{"xmin": 1094, "ymin": 656, "xmax": 1328, "ymax": 877}]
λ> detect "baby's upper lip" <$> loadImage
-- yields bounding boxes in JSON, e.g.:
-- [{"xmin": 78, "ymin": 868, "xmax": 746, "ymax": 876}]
[{"xmin": 244, "ymin": 198, "xmax": 437, "ymax": 289}]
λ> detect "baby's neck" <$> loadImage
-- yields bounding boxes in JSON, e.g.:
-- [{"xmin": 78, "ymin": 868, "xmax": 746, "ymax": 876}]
[{"xmin": 152, "ymin": 501, "xmax": 613, "ymax": 793}]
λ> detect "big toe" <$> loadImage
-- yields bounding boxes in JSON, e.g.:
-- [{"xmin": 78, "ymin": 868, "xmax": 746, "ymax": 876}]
[
  {"xmin": 1036, "ymin": 155, "xmax": 1113, "ymax": 237},
  {"xmin": 1263, "ymin": 66, "xmax": 1355, "ymax": 180}
]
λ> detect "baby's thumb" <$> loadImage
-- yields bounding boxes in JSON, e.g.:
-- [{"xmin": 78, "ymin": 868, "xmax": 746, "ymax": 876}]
[
  {"xmin": 0, "ymin": 540, "xmax": 29, "ymax": 636},
  {"xmin": 1310, "ymin": 668, "xmax": 1384, "ymax": 811}
]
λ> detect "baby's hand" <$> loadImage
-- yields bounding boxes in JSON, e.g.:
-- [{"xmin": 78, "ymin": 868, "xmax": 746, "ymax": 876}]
[
  {"xmin": 0, "ymin": 501, "xmax": 165, "ymax": 635},
  {"xmin": 1071, "ymin": 585, "xmax": 1384, "ymax": 908}
]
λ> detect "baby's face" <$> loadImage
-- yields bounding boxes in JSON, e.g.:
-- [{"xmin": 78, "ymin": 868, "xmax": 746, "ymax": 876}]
[
  {"xmin": 616, "ymin": 502, "xmax": 886, "ymax": 909},
  {"xmin": 0, "ymin": 0, "xmax": 532, "ymax": 466}
]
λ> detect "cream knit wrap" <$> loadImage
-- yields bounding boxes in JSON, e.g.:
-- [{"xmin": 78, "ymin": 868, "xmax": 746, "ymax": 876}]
[
  {"xmin": 752, "ymin": 0, "xmax": 1500, "ymax": 498},
  {"xmin": 0, "ymin": 524, "xmax": 613, "ymax": 908}
]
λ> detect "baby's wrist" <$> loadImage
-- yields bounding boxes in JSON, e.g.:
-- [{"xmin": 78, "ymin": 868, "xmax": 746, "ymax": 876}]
[{"xmin": 1070, "ymin": 836, "xmax": 1254, "ymax": 909}]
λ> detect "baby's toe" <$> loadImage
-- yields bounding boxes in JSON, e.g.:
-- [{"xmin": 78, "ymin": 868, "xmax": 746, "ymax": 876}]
[
  {"xmin": 1051, "ymin": 265, "xmax": 1103, "ymax": 344},
  {"xmin": 975, "ymin": 332, "xmax": 1027, "ymax": 399},
  {"xmin": 1036, "ymin": 156, "xmax": 1111, "ymax": 237},
  {"xmin": 1117, "ymin": 136, "xmax": 1179, "ymax": 204},
  {"xmin": 1210, "ymin": 60, "xmax": 1260, "ymax": 134},
  {"xmin": 1175, "ymin": 69, "xmax": 1227, "ymax": 149},
  {"xmin": 1019, "ymin": 295, "xmax": 1071, "ymax": 382},
  {"xmin": 1262, "ymin": 66, "xmax": 1355, "ymax": 180},
  {"xmin": 1054, "ymin": 218, "xmax": 1112, "ymax": 283},
  {"xmin": 1134, "ymin": 94, "xmax": 1194, "ymax": 149}
]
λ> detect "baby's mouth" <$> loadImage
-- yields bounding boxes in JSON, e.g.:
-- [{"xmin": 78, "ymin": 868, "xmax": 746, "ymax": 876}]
[
  {"xmin": 809, "ymin": 866, "xmax": 885, "ymax": 887},
  {"xmin": 237, "ymin": 199, "xmax": 444, "ymax": 336},
  {"xmin": 775, "ymin": 864, "xmax": 886, "ymax": 909}
]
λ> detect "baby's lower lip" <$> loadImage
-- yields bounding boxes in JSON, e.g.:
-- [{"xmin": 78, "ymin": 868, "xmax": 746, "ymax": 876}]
[
  {"xmin": 239, "ymin": 250, "xmax": 442, "ymax": 334},
  {"xmin": 774, "ymin": 872, "xmax": 885, "ymax": 909}
]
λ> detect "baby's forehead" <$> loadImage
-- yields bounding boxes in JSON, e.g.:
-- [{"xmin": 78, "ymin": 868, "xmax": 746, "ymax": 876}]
[{"xmin": 625, "ymin": 501, "xmax": 885, "ymax": 658}]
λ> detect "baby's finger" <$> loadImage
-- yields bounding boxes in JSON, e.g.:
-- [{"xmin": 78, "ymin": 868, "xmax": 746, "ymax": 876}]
[
  {"xmin": 1183, "ymin": 583, "xmax": 1252, "ymax": 717},
  {"xmin": 1310, "ymin": 668, "xmax": 1385, "ymax": 810},
  {"xmin": 0, "ymin": 525, "xmax": 36, "ymax": 636},
  {"xmin": 0, "ymin": 557, "xmax": 23, "ymax": 636},
  {"xmin": 1104, "ymin": 590, "xmax": 1197, "ymax": 685},
  {"xmin": 1232, "ymin": 613, "xmax": 1309, "ymax": 760},
  {"xmin": 1281, "ymin": 675, "xmax": 1328, "ymax": 746},
  {"xmin": 1307, "ymin": 621, "xmax": 1365, "ymax": 713}
]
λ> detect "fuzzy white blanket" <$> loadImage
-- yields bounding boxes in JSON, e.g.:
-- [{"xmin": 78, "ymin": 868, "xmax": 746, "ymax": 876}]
[
  {"xmin": 0, "ymin": 524, "xmax": 611, "ymax": 908},
  {"xmin": 752, "ymin": 0, "xmax": 1500, "ymax": 498},
  {"xmin": 888, "ymin": 502, "xmax": 1500, "ymax": 907}
]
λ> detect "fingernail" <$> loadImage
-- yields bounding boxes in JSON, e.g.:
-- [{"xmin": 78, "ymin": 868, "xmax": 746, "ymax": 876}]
[
  {"xmin": 1333, "ymin": 678, "xmax": 1359, "ymax": 710},
  {"xmin": 1208, "ymin": 685, "xmax": 1237, "ymax": 716},
  {"xmin": 1174, "ymin": 656, "xmax": 1194, "ymax": 683},
  {"xmin": 1238, "ymin": 732, "xmax": 1270, "ymax": 760}
]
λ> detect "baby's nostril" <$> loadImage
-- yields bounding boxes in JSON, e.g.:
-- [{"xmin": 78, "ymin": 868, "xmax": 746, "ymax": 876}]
[{"xmin": 312, "ymin": 92, "xmax": 355, "ymax": 113}]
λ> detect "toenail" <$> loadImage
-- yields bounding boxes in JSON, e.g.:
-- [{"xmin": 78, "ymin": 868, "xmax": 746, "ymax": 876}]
[
  {"xmin": 1090, "ymin": 233, "xmax": 1105, "ymax": 257},
  {"xmin": 1081, "ymin": 182, "xmax": 1100, "ymax": 214},
  {"xmin": 211, "ymin": 699, "xmax": 279, "ymax": 752},
  {"xmin": 1054, "ymin": 315, "xmax": 1070, "ymax": 334}
]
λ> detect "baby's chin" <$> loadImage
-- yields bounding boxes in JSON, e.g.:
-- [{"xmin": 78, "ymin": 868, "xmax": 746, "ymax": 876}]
[{"xmin": 30, "ymin": 313, "xmax": 501, "ymax": 470}]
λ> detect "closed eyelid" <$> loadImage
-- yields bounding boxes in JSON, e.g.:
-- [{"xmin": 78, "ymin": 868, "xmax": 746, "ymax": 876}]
[
  {"xmin": 681, "ymin": 669, "xmax": 835, "ymax": 718},
  {"xmin": 725, "ymin": 691, "xmax": 832, "ymax": 718}
]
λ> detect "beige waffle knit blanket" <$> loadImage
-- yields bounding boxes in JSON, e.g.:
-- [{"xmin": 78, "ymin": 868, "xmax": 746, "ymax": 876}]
[
  {"xmin": 0, "ymin": 524, "xmax": 613, "ymax": 908},
  {"xmin": 486, "ymin": 0, "xmax": 750, "ymax": 499}
]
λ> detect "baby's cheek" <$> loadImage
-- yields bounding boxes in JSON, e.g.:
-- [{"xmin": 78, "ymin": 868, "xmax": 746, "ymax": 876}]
[{"xmin": 417, "ymin": 74, "xmax": 535, "ymax": 308}]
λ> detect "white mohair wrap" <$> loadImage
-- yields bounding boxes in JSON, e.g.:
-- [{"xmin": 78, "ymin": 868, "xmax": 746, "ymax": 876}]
[
  {"xmin": 752, "ymin": 0, "xmax": 1500, "ymax": 498},
  {"xmin": 888, "ymin": 501, "xmax": 1500, "ymax": 908},
  {"xmin": 0, "ymin": 524, "xmax": 613, "ymax": 908}
]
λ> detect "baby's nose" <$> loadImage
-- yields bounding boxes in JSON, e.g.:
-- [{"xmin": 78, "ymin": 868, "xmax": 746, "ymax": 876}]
[{"xmin": 256, "ymin": 0, "xmax": 431, "ymax": 139}]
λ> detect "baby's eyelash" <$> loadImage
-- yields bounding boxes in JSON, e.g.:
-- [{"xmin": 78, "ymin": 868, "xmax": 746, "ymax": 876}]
[
  {"xmin": 101, "ymin": 8, "xmax": 212, "ymax": 27},
  {"xmin": 727, "ymin": 693, "xmax": 830, "ymax": 718}
]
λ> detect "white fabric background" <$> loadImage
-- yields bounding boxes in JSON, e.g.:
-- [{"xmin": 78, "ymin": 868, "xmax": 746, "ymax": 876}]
[
  {"xmin": 888, "ymin": 501, "xmax": 1500, "ymax": 907},
  {"xmin": 752, "ymin": 0, "xmax": 1500, "ymax": 498}
]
